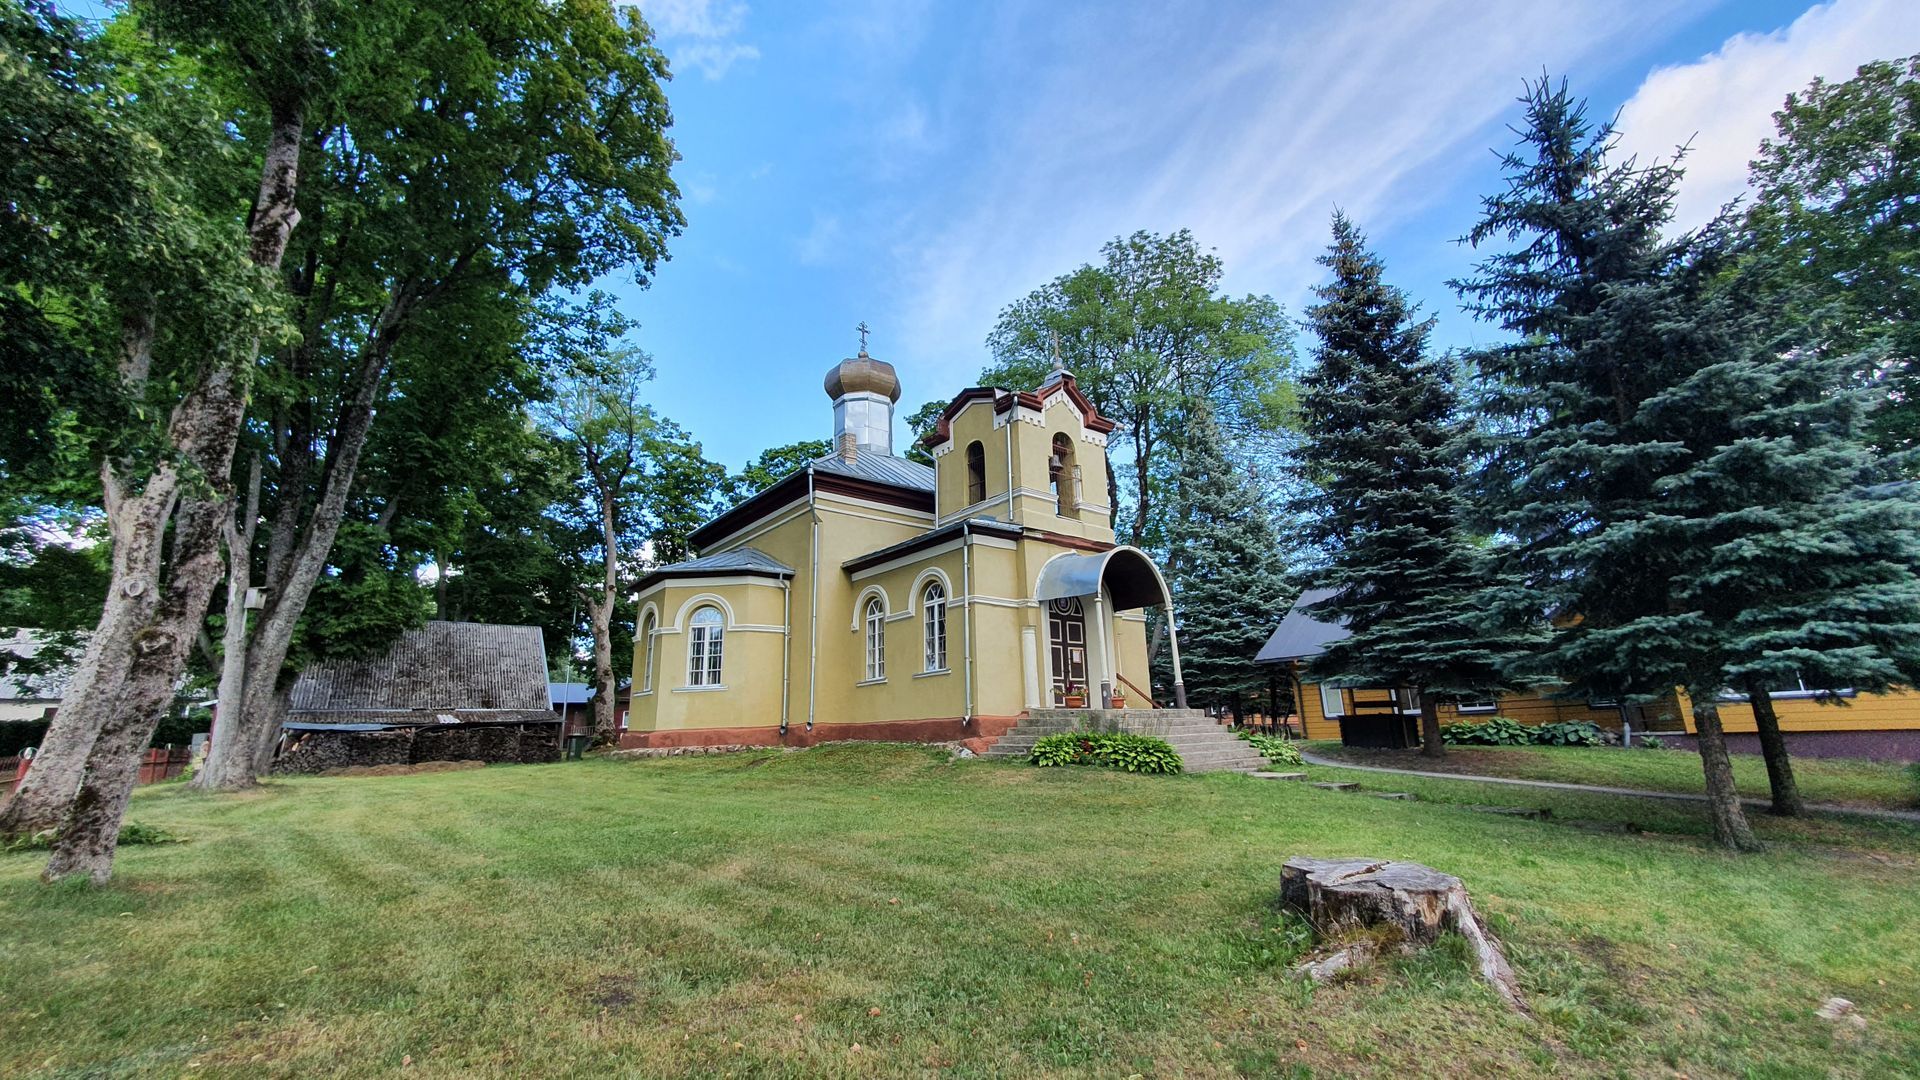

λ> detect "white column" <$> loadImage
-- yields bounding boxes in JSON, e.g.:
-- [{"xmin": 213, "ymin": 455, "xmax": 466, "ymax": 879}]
[
  {"xmin": 1020, "ymin": 625, "xmax": 1040, "ymax": 710},
  {"xmin": 1089, "ymin": 591, "xmax": 1112, "ymax": 709}
]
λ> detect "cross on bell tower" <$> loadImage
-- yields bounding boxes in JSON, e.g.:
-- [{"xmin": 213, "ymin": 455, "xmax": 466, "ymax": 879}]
[{"xmin": 856, "ymin": 320, "xmax": 871, "ymax": 355}]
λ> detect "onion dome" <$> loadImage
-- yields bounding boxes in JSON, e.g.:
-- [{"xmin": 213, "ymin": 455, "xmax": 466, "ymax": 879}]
[{"xmin": 823, "ymin": 350, "xmax": 902, "ymax": 403}]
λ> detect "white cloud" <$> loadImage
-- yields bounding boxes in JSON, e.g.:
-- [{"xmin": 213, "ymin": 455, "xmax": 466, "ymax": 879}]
[
  {"xmin": 796, "ymin": 212, "xmax": 843, "ymax": 266},
  {"xmin": 1615, "ymin": 0, "xmax": 1920, "ymax": 232},
  {"xmin": 873, "ymin": 0, "xmax": 1716, "ymax": 383},
  {"xmin": 631, "ymin": 0, "xmax": 761, "ymax": 80}
]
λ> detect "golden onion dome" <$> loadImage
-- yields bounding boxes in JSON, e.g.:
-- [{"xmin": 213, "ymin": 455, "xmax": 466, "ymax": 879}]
[{"xmin": 823, "ymin": 351, "xmax": 902, "ymax": 403}]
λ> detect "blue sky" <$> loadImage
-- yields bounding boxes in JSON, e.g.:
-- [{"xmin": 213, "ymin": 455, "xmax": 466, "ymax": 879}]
[
  {"xmin": 620, "ymin": 0, "xmax": 1919, "ymax": 469},
  {"xmin": 55, "ymin": 0, "xmax": 1920, "ymax": 469}
]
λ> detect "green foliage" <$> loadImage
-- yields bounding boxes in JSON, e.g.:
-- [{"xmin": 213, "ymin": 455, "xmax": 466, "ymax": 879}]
[
  {"xmin": 1533, "ymin": 720, "xmax": 1608, "ymax": 747},
  {"xmin": 981, "ymin": 229, "xmax": 1294, "ymax": 548},
  {"xmin": 2, "ymin": 820, "xmax": 182, "ymax": 853},
  {"xmin": 1244, "ymin": 733, "xmax": 1303, "ymax": 767},
  {"xmin": 1440, "ymin": 716, "xmax": 1533, "ymax": 746},
  {"xmin": 901, "ymin": 401, "xmax": 947, "ymax": 466},
  {"xmin": 1028, "ymin": 731, "xmax": 1183, "ymax": 774},
  {"xmin": 1163, "ymin": 402, "xmax": 1293, "ymax": 710},
  {"xmin": 1295, "ymin": 214, "xmax": 1531, "ymax": 722},
  {"xmin": 1637, "ymin": 735, "xmax": 1666, "ymax": 751},
  {"xmin": 725, "ymin": 439, "xmax": 832, "ymax": 506},
  {"xmin": 1747, "ymin": 54, "xmax": 1920, "ymax": 460},
  {"xmin": 1439, "ymin": 717, "xmax": 1609, "ymax": 747}
]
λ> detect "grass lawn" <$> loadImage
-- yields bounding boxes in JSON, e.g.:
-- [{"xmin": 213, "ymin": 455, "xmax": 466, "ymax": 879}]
[
  {"xmin": 4, "ymin": 746, "xmax": 1918, "ymax": 1078},
  {"xmin": 1299, "ymin": 740, "xmax": 1920, "ymax": 811}
]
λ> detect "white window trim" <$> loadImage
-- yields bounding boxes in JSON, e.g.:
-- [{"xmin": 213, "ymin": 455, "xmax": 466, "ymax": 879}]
[
  {"xmin": 1456, "ymin": 700, "xmax": 1498, "ymax": 714},
  {"xmin": 673, "ymin": 685, "xmax": 728, "ymax": 693},
  {"xmin": 686, "ymin": 607, "xmax": 725, "ymax": 688},
  {"xmin": 863, "ymin": 597, "xmax": 886, "ymax": 681},
  {"xmin": 856, "ymin": 677, "xmax": 887, "ymax": 687},
  {"xmin": 913, "ymin": 668, "xmax": 950, "ymax": 679}
]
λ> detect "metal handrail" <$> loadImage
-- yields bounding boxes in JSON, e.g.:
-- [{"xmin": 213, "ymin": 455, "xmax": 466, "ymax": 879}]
[{"xmin": 1116, "ymin": 673, "xmax": 1158, "ymax": 710}]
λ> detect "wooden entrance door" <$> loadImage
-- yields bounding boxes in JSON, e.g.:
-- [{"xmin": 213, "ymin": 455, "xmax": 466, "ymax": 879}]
[{"xmin": 1047, "ymin": 597, "xmax": 1087, "ymax": 701}]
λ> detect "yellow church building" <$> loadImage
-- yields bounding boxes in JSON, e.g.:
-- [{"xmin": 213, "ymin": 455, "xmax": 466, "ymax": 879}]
[{"xmin": 621, "ymin": 347, "xmax": 1196, "ymax": 752}]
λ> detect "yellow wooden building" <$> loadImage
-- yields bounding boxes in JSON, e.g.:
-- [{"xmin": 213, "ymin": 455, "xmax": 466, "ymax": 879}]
[
  {"xmin": 622, "ymin": 349, "xmax": 1188, "ymax": 749},
  {"xmin": 1258, "ymin": 589, "xmax": 1920, "ymax": 757}
]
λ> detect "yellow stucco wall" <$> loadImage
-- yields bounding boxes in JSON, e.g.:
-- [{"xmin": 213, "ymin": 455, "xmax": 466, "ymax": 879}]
[
  {"xmin": 629, "ymin": 577, "xmax": 790, "ymax": 733},
  {"xmin": 628, "ymin": 372, "xmax": 1175, "ymax": 739},
  {"xmin": 932, "ymin": 388, "xmax": 1115, "ymax": 545}
]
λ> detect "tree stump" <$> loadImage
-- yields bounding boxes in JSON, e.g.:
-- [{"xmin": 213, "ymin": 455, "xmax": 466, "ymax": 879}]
[{"xmin": 1280, "ymin": 857, "xmax": 1528, "ymax": 1015}]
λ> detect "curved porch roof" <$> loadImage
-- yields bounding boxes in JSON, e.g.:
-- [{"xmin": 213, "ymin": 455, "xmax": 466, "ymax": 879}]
[{"xmin": 1033, "ymin": 546, "xmax": 1171, "ymax": 611}]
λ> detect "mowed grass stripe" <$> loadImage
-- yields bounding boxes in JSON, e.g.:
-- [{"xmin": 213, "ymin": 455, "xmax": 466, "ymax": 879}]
[{"xmin": 1, "ymin": 745, "xmax": 1916, "ymax": 1077}]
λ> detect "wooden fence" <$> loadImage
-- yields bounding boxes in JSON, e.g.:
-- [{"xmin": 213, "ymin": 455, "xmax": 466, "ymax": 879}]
[{"xmin": 4, "ymin": 747, "xmax": 192, "ymax": 796}]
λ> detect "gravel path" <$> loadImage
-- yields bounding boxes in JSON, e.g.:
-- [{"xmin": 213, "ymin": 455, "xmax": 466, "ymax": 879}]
[{"xmin": 1297, "ymin": 750, "xmax": 1920, "ymax": 825}]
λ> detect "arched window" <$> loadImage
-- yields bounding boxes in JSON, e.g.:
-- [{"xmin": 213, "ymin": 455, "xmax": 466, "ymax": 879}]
[
  {"xmin": 864, "ymin": 596, "xmax": 886, "ymax": 680},
  {"xmin": 1049, "ymin": 433, "xmax": 1077, "ymax": 516},
  {"xmin": 965, "ymin": 441, "xmax": 986, "ymax": 504},
  {"xmin": 922, "ymin": 581, "xmax": 947, "ymax": 672},
  {"xmin": 640, "ymin": 613, "xmax": 657, "ymax": 692},
  {"xmin": 687, "ymin": 606, "xmax": 724, "ymax": 687}
]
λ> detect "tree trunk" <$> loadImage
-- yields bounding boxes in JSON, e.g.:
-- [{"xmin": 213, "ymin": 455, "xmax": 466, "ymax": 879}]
[
  {"xmin": 1746, "ymin": 682, "xmax": 1804, "ymax": 817},
  {"xmin": 199, "ymin": 297, "xmax": 411, "ymax": 788},
  {"xmin": 46, "ymin": 498, "xmax": 229, "ymax": 882},
  {"xmin": 0, "ymin": 463, "xmax": 174, "ymax": 836},
  {"xmin": 1686, "ymin": 693, "xmax": 1762, "ymax": 852},
  {"xmin": 196, "ymin": 458, "xmax": 262, "ymax": 792},
  {"xmin": 24, "ymin": 98, "xmax": 306, "ymax": 876},
  {"xmin": 246, "ymin": 682, "xmax": 293, "ymax": 776},
  {"xmin": 1418, "ymin": 692, "xmax": 1444, "ymax": 759},
  {"xmin": 589, "ymin": 491, "xmax": 619, "ymax": 747}
]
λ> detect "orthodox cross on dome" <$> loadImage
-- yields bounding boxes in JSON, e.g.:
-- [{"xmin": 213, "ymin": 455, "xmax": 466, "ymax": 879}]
[
  {"xmin": 1048, "ymin": 329, "xmax": 1068, "ymax": 378},
  {"xmin": 856, "ymin": 320, "xmax": 871, "ymax": 354}
]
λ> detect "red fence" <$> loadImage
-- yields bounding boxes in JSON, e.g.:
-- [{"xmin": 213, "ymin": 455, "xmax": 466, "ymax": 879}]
[{"xmin": 4, "ymin": 747, "xmax": 192, "ymax": 796}]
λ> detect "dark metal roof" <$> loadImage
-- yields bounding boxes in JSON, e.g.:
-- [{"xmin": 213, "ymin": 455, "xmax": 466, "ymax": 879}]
[
  {"xmin": 636, "ymin": 546, "xmax": 795, "ymax": 593},
  {"xmin": 807, "ymin": 450, "xmax": 934, "ymax": 492},
  {"xmin": 288, "ymin": 622, "xmax": 551, "ymax": 718},
  {"xmin": 841, "ymin": 517, "xmax": 1022, "ymax": 573},
  {"xmin": 1255, "ymin": 588, "xmax": 1350, "ymax": 663}
]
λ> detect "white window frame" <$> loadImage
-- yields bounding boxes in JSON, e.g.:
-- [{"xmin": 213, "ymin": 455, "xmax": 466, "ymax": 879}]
[
  {"xmin": 1319, "ymin": 683, "xmax": 1344, "ymax": 719},
  {"xmin": 687, "ymin": 606, "xmax": 724, "ymax": 688},
  {"xmin": 1456, "ymin": 697, "xmax": 1498, "ymax": 714},
  {"xmin": 640, "ymin": 614, "xmax": 656, "ymax": 693},
  {"xmin": 864, "ymin": 597, "xmax": 886, "ymax": 681},
  {"xmin": 922, "ymin": 582, "xmax": 948, "ymax": 673}
]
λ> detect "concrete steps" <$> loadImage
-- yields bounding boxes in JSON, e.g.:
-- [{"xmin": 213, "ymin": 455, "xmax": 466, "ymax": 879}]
[{"xmin": 979, "ymin": 709, "xmax": 1266, "ymax": 774}]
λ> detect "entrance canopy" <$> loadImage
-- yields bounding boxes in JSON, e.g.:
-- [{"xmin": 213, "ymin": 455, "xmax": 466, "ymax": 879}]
[{"xmin": 1033, "ymin": 546, "xmax": 1171, "ymax": 611}]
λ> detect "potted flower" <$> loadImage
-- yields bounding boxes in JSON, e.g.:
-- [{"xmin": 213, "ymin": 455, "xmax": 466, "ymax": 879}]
[
  {"xmin": 1110, "ymin": 689, "xmax": 1127, "ymax": 709},
  {"xmin": 1062, "ymin": 681, "xmax": 1087, "ymax": 709}
]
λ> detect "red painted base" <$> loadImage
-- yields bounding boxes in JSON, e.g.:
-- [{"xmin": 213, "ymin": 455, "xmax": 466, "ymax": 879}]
[{"xmin": 615, "ymin": 714, "xmax": 1023, "ymax": 752}]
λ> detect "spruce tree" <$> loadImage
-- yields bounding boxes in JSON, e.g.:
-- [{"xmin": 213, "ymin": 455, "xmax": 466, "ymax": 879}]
[
  {"xmin": 1164, "ymin": 402, "xmax": 1292, "ymax": 715},
  {"xmin": 1685, "ymin": 241, "xmax": 1920, "ymax": 816},
  {"xmin": 1448, "ymin": 78, "xmax": 1917, "ymax": 849},
  {"xmin": 1293, "ymin": 213, "xmax": 1523, "ymax": 757}
]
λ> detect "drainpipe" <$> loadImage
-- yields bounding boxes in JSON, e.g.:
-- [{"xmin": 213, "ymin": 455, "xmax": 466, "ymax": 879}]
[
  {"xmin": 962, "ymin": 521, "xmax": 975, "ymax": 727},
  {"xmin": 779, "ymin": 576, "xmax": 792, "ymax": 735},
  {"xmin": 805, "ymin": 467, "xmax": 820, "ymax": 733}
]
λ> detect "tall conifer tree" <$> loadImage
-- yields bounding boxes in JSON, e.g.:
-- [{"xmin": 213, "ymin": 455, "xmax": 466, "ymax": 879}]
[
  {"xmin": 1164, "ymin": 402, "xmax": 1291, "ymax": 714},
  {"xmin": 1294, "ymin": 214, "xmax": 1519, "ymax": 757},
  {"xmin": 1449, "ymin": 78, "xmax": 1919, "ymax": 849}
]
